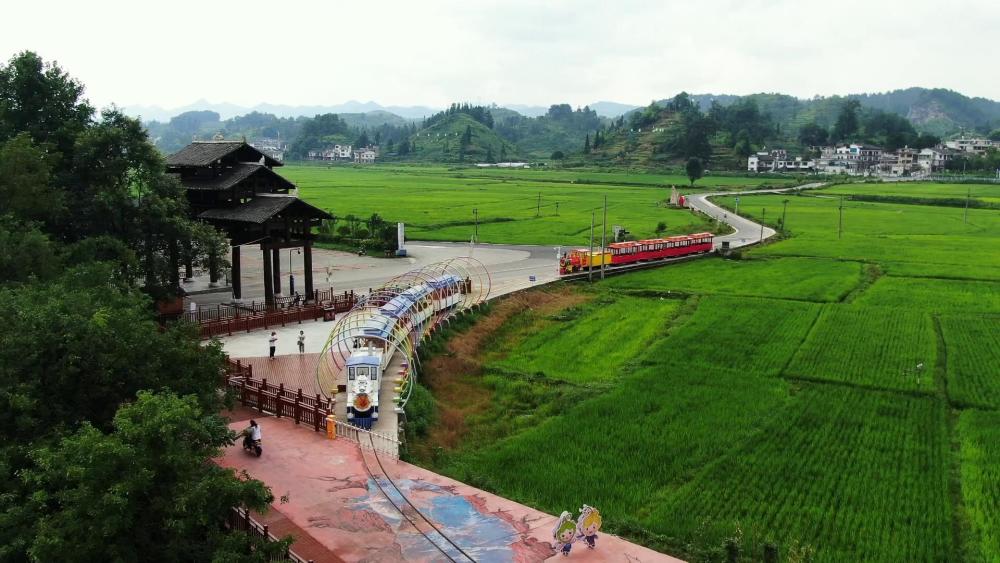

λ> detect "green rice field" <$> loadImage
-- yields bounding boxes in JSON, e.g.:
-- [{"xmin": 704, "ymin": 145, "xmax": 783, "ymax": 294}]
[
  {"xmin": 285, "ymin": 165, "xmax": 791, "ymax": 246},
  {"xmin": 404, "ymin": 178, "xmax": 1000, "ymax": 561}
]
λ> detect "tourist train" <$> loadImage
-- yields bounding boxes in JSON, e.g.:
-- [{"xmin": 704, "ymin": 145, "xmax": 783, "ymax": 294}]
[
  {"xmin": 558, "ymin": 232, "xmax": 714, "ymax": 275},
  {"xmin": 344, "ymin": 274, "xmax": 466, "ymax": 429}
]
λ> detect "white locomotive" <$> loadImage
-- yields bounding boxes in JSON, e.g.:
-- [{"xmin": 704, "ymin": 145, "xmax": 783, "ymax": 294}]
[{"xmin": 345, "ymin": 274, "xmax": 465, "ymax": 429}]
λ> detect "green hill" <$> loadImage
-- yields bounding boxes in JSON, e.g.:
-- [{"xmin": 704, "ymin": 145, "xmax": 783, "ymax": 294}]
[{"xmin": 406, "ymin": 113, "xmax": 518, "ymax": 162}]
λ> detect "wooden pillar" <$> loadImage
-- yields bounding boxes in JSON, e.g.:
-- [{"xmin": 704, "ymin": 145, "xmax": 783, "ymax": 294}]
[
  {"xmin": 272, "ymin": 248, "xmax": 282, "ymax": 295},
  {"xmin": 303, "ymin": 241, "xmax": 314, "ymax": 300},
  {"xmin": 262, "ymin": 245, "xmax": 274, "ymax": 307},
  {"xmin": 168, "ymin": 238, "xmax": 180, "ymax": 289},
  {"xmin": 231, "ymin": 246, "xmax": 242, "ymax": 300},
  {"xmin": 183, "ymin": 241, "xmax": 194, "ymax": 281},
  {"xmin": 209, "ymin": 249, "xmax": 219, "ymax": 287}
]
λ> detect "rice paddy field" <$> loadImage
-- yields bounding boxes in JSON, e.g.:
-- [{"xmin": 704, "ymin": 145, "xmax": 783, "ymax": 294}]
[
  {"xmin": 396, "ymin": 177, "xmax": 1000, "ymax": 562},
  {"xmin": 285, "ymin": 165, "xmax": 792, "ymax": 246}
]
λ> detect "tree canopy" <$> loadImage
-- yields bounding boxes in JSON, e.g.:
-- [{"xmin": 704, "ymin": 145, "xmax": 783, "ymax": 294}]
[{"xmin": 0, "ymin": 51, "xmax": 280, "ymax": 562}]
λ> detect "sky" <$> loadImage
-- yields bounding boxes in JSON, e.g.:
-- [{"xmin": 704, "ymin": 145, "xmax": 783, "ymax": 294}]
[{"xmin": 3, "ymin": 0, "xmax": 998, "ymax": 111}]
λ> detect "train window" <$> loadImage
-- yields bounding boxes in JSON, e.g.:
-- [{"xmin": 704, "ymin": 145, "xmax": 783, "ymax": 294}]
[
  {"xmin": 348, "ymin": 367, "xmax": 355, "ymax": 380},
  {"xmin": 356, "ymin": 366, "xmax": 368, "ymax": 377},
  {"xmin": 371, "ymin": 369, "xmax": 378, "ymax": 381}
]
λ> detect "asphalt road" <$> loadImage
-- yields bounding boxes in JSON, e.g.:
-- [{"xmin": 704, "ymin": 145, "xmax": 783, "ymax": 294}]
[{"xmin": 686, "ymin": 182, "xmax": 827, "ymax": 249}]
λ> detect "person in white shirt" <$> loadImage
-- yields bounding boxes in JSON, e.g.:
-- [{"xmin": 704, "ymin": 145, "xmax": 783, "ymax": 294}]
[
  {"xmin": 243, "ymin": 419, "xmax": 262, "ymax": 451},
  {"xmin": 268, "ymin": 332, "xmax": 277, "ymax": 359},
  {"xmin": 297, "ymin": 331, "xmax": 305, "ymax": 354}
]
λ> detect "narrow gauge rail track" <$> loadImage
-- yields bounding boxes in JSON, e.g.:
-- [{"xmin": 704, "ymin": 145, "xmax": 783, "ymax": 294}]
[
  {"xmin": 358, "ymin": 434, "xmax": 476, "ymax": 562},
  {"xmin": 560, "ymin": 250, "xmax": 714, "ymax": 282}
]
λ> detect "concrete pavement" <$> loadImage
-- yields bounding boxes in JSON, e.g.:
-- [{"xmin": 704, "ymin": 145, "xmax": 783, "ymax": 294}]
[{"xmin": 188, "ymin": 241, "xmax": 558, "ymax": 309}]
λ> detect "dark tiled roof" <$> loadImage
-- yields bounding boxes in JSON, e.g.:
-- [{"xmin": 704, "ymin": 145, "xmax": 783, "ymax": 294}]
[
  {"xmin": 198, "ymin": 195, "xmax": 332, "ymax": 224},
  {"xmin": 180, "ymin": 163, "xmax": 295, "ymax": 191},
  {"xmin": 165, "ymin": 141, "xmax": 282, "ymax": 168}
]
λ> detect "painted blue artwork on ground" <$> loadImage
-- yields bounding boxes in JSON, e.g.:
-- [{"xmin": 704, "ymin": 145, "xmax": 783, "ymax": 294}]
[{"xmin": 349, "ymin": 478, "xmax": 521, "ymax": 562}]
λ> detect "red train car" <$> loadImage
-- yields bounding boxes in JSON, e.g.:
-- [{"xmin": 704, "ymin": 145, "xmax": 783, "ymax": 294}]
[
  {"xmin": 559, "ymin": 232, "xmax": 713, "ymax": 275},
  {"xmin": 608, "ymin": 232, "xmax": 713, "ymax": 265}
]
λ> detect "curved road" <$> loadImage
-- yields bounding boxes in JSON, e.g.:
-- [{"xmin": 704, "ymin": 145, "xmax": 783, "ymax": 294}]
[{"xmin": 686, "ymin": 182, "xmax": 827, "ymax": 249}]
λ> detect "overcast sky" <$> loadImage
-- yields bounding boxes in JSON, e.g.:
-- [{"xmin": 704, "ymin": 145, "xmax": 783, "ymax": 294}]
[{"xmin": 3, "ymin": 0, "xmax": 998, "ymax": 110}]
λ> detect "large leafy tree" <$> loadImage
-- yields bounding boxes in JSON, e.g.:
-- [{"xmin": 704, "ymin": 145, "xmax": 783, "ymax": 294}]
[
  {"xmin": 0, "ymin": 52, "xmax": 280, "ymax": 562},
  {"xmin": 24, "ymin": 391, "xmax": 285, "ymax": 563},
  {"xmin": 0, "ymin": 133, "xmax": 63, "ymax": 226},
  {"xmin": 831, "ymin": 99, "xmax": 861, "ymax": 143},
  {"xmin": 0, "ymin": 51, "xmax": 227, "ymax": 299},
  {"xmin": 686, "ymin": 157, "xmax": 705, "ymax": 186},
  {"xmin": 0, "ymin": 51, "xmax": 92, "ymax": 168}
]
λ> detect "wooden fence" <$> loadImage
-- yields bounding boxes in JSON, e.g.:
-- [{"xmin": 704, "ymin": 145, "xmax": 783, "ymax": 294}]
[
  {"xmin": 227, "ymin": 374, "xmax": 333, "ymax": 433},
  {"xmin": 192, "ymin": 290, "xmax": 356, "ymax": 339},
  {"xmin": 224, "ymin": 359, "xmax": 399, "ymax": 457},
  {"xmin": 226, "ymin": 507, "xmax": 313, "ymax": 563}
]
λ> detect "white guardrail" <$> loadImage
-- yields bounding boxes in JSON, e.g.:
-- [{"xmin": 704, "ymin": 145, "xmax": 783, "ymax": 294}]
[{"xmin": 332, "ymin": 419, "xmax": 400, "ymax": 458}]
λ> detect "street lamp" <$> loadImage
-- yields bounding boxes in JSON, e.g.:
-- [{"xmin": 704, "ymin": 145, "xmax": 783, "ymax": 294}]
[{"xmin": 288, "ymin": 248, "xmax": 301, "ymax": 297}]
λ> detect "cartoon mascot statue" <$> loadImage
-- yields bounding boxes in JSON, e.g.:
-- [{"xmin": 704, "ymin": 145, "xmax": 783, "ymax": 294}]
[
  {"xmin": 576, "ymin": 505, "xmax": 602, "ymax": 550},
  {"xmin": 552, "ymin": 511, "xmax": 577, "ymax": 557}
]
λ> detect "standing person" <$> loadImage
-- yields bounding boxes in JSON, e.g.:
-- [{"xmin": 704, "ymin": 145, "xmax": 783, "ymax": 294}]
[
  {"xmin": 297, "ymin": 330, "xmax": 305, "ymax": 354},
  {"xmin": 268, "ymin": 332, "xmax": 277, "ymax": 359}
]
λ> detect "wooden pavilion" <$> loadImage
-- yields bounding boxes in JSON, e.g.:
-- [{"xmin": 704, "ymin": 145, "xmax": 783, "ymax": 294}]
[{"xmin": 166, "ymin": 141, "xmax": 331, "ymax": 306}]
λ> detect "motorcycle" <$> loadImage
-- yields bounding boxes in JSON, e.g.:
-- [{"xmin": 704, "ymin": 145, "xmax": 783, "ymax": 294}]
[{"xmin": 242, "ymin": 433, "xmax": 263, "ymax": 457}]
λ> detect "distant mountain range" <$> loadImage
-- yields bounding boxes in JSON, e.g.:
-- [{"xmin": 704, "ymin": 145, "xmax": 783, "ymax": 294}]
[
  {"xmin": 122, "ymin": 99, "xmax": 642, "ymax": 123},
  {"xmin": 123, "ymin": 99, "xmax": 440, "ymax": 122}
]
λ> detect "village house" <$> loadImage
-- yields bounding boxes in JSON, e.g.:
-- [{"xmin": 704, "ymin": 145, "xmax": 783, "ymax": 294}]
[
  {"xmin": 748, "ymin": 149, "xmax": 814, "ymax": 173},
  {"xmin": 944, "ymin": 136, "xmax": 995, "ymax": 155},
  {"xmin": 353, "ymin": 146, "xmax": 377, "ymax": 164},
  {"xmin": 306, "ymin": 144, "xmax": 354, "ymax": 161},
  {"xmin": 917, "ymin": 146, "xmax": 961, "ymax": 172}
]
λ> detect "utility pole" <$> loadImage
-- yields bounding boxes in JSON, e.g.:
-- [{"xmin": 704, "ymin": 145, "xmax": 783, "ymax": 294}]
[
  {"xmin": 735, "ymin": 196, "xmax": 740, "ymax": 216},
  {"xmin": 838, "ymin": 196, "xmax": 844, "ymax": 240},
  {"xmin": 473, "ymin": 208, "xmax": 479, "ymax": 243},
  {"xmin": 601, "ymin": 195, "xmax": 608, "ymax": 280},
  {"xmin": 588, "ymin": 210, "xmax": 595, "ymax": 283},
  {"xmin": 964, "ymin": 186, "xmax": 970, "ymax": 224},
  {"xmin": 536, "ymin": 192, "xmax": 541, "ymax": 217},
  {"xmin": 781, "ymin": 199, "xmax": 789, "ymax": 231},
  {"xmin": 760, "ymin": 208, "xmax": 766, "ymax": 242}
]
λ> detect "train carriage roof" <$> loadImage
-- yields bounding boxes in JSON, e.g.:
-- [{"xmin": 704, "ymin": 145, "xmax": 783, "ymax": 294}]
[
  {"xmin": 346, "ymin": 352, "xmax": 382, "ymax": 366},
  {"xmin": 427, "ymin": 274, "xmax": 462, "ymax": 289}
]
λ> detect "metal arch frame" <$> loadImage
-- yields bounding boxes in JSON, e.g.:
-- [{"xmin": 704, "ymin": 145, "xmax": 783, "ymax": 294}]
[{"xmin": 317, "ymin": 258, "xmax": 490, "ymax": 410}]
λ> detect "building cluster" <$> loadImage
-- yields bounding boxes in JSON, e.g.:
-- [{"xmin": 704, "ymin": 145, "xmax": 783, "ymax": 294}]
[
  {"xmin": 748, "ymin": 136, "xmax": 996, "ymax": 177},
  {"xmin": 248, "ymin": 137, "xmax": 287, "ymax": 163},
  {"xmin": 306, "ymin": 144, "xmax": 379, "ymax": 164}
]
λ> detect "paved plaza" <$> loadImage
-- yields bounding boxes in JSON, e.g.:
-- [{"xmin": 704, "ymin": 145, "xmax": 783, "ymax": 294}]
[
  {"xmin": 219, "ymin": 411, "xmax": 683, "ymax": 563},
  {"xmin": 188, "ymin": 241, "xmax": 559, "ymax": 309}
]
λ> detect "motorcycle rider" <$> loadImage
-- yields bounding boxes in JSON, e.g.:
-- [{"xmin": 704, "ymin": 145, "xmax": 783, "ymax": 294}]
[{"xmin": 243, "ymin": 419, "xmax": 262, "ymax": 451}]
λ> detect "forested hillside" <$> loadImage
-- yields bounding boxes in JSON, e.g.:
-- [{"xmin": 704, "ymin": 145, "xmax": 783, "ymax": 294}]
[
  {"xmin": 686, "ymin": 88, "xmax": 1000, "ymax": 138},
  {"xmin": 144, "ymin": 87, "xmax": 1000, "ymax": 168}
]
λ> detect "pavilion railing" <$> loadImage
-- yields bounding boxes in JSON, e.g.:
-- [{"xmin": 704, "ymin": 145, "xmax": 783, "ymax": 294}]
[
  {"xmin": 225, "ymin": 507, "xmax": 313, "ymax": 563},
  {"xmin": 189, "ymin": 290, "xmax": 356, "ymax": 339}
]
